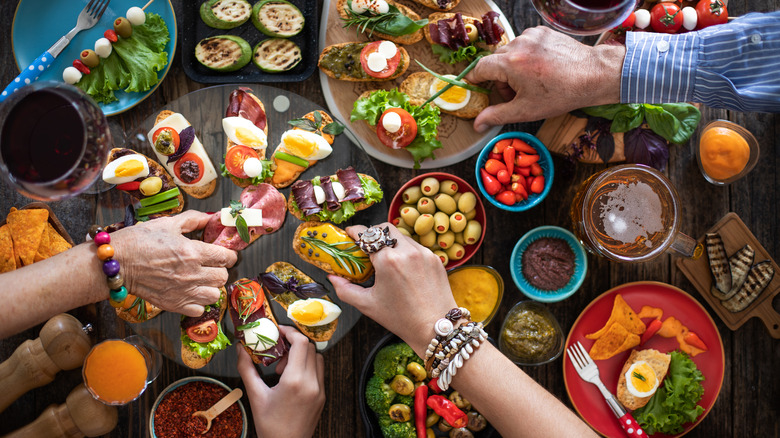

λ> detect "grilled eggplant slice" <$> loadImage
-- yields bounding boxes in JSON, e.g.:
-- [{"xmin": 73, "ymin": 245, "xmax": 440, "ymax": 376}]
[
  {"xmin": 195, "ymin": 35, "xmax": 252, "ymax": 72},
  {"xmin": 712, "ymin": 244, "xmax": 755, "ymax": 300},
  {"xmin": 253, "ymin": 38, "xmax": 302, "ymax": 72},
  {"xmin": 706, "ymin": 233, "xmax": 732, "ymax": 296},
  {"xmin": 721, "ymin": 260, "xmax": 774, "ymax": 312},
  {"xmin": 252, "ymin": 0, "xmax": 305, "ymax": 37},
  {"xmin": 200, "ymin": 0, "xmax": 252, "ymax": 29}
]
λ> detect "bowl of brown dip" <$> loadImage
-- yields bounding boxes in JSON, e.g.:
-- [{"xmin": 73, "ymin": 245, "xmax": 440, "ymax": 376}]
[
  {"xmin": 499, "ymin": 301, "xmax": 564, "ymax": 366},
  {"xmin": 510, "ymin": 226, "xmax": 587, "ymax": 302}
]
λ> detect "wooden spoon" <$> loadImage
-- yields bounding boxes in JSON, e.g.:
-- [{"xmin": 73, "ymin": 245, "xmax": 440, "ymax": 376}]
[{"xmin": 191, "ymin": 388, "xmax": 243, "ymax": 434}]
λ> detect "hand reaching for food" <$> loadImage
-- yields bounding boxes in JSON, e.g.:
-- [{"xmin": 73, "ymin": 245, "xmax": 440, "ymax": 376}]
[{"xmin": 237, "ymin": 326, "xmax": 325, "ymax": 438}]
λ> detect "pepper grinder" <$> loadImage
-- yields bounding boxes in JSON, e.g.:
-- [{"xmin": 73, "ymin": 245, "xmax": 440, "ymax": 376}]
[
  {"xmin": 2, "ymin": 383, "xmax": 118, "ymax": 438},
  {"xmin": 0, "ymin": 313, "xmax": 92, "ymax": 413}
]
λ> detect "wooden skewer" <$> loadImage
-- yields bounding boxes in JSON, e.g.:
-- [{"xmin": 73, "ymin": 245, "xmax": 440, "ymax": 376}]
[{"xmin": 141, "ymin": 0, "xmax": 155, "ymax": 10}]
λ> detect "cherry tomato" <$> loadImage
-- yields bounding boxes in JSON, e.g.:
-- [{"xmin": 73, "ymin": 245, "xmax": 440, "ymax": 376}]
[
  {"xmin": 376, "ymin": 108, "xmax": 417, "ymax": 149},
  {"xmin": 496, "ymin": 169, "xmax": 511, "ymax": 185},
  {"xmin": 231, "ymin": 279, "xmax": 265, "ymax": 319},
  {"xmin": 186, "ymin": 320, "xmax": 219, "ymax": 343},
  {"xmin": 152, "ymin": 127, "xmax": 180, "ymax": 155},
  {"xmin": 611, "ymin": 11, "xmax": 636, "ymax": 34},
  {"xmin": 695, "ymin": 0, "xmax": 727, "ymax": 29},
  {"xmin": 530, "ymin": 176, "xmax": 545, "ymax": 194},
  {"xmin": 650, "ymin": 3, "xmax": 683, "ymax": 33},
  {"xmin": 173, "ymin": 153, "xmax": 204, "ymax": 184},
  {"xmin": 359, "ymin": 41, "xmax": 401, "ymax": 79},
  {"xmin": 225, "ymin": 145, "xmax": 260, "ymax": 179},
  {"xmin": 495, "ymin": 190, "xmax": 516, "ymax": 206}
]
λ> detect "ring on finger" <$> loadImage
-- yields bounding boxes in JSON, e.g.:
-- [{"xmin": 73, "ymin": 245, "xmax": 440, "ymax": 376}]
[{"xmin": 356, "ymin": 226, "xmax": 397, "ymax": 255}]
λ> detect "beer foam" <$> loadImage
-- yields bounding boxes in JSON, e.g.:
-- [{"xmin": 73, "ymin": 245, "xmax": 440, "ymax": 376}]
[{"xmin": 599, "ymin": 181, "xmax": 663, "ymax": 247}]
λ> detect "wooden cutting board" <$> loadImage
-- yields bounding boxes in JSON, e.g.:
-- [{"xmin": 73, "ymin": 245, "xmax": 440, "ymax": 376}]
[{"xmin": 676, "ymin": 212, "xmax": 780, "ymax": 338}]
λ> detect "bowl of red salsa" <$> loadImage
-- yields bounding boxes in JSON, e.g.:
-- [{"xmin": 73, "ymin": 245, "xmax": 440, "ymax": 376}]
[{"xmin": 150, "ymin": 377, "xmax": 247, "ymax": 438}]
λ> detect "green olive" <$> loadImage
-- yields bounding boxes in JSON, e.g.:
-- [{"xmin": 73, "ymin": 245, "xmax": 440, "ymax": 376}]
[
  {"xmin": 426, "ymin": 412, "xmax": 441, "ymax": 428},
  {"xmin": 434, "ymin": 193, "xmax": 457, "ymax": 215},
  {"xmin": 402, "ymin": 185, "xmax": 422, "ymax": 204},
  {"xmin": 464, "ymin": 208, "xmax": 477, "ymax": 220},
  {"xmin": 440, "ymin": 179, "xmax": 459, "ymax": 196},
  {"xmin": 419, "ymin": 231, "xmax": 437, "ymax": 249},
  {"xmin": 438, "ymin": 231, "xmax": 455, "ymax": 250},
  {"xmin": 400, "ymin": 206, "xmax": 420, "ymax": 228},
  {"xmin": 390, "ymin": 375, "xmax": 414, "ymax": 395},
  {"xmin": 463, "ymin": 220, "xmax": 482, "ymax": 245},
  {"xmin": 449, "ymin": 391, "xmax": 472, "ymax": 410},
  {"xmin": 446, "ymin": 243, "xmax": 466, "ymax": 261},
  {"xmin": 139, "ymin": 176, "xmax": 162, "ymax": 196},
  {"xmin": 414, "ymin": 214, "xmax": 435, "ymax": 236},
  {"xmin": 427, "ymin": 429, "xmax": 436, "ymax": 438},
  {"xmin": 449, "ymin": 212, "xmax": 467, "ymax": 233},
  {"xmin": 453, "ymin": 192, "xmax": 463, "ymax": 204},
  {"xmin": 406, "ymin": 362, "xmax": 427, "ymax": 381},
  {"xmin": 389, "ymin": 404, "xmax": 412, "ymax": 422},
  {"xmin": 420, "ymin": 177, "xmax": 440, "ymax": 196},
  {"xmin": 465, "ymin": 23, "xmax": 479, "ymax": 42},
  {"xmin": 80, "ymin": 49, "xmax": 99, "ymax": 68},
  {"xmin": 457, "ymin": 192, "xmax": 477, "ymax": 214},
  {"xmin": 454, "ymin": 232, "xmax": 465, "ymax": 245},
  {"xmin": 433, "ymin": 211, "xmax": 450, "ymax": 234},
  {"xmin": 397, "ymin": 227, "xmax": 412, "ymax": 238},
  {"xmin": 113, "ymin": 17, "xmax": 133, "ymax": 38},
  {"xmin": 417, "ymin": 196, "xmax": 436, "ymax": 215}
]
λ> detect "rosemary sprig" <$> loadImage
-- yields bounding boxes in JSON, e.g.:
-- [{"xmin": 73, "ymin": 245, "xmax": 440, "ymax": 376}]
[
  {"xmin": 129, "ymin": 297, "xmax": 147, "ymax": 321},
  {"xmin": 302, "ymin": 236, "xmax": 368, "ymax": 275},
  {"xmin": 234, "ymin": 279, "xmax": 259, "ymax": 322},
  {"xmin": 288, "ymin": 112, "xmax": 345, "ymax": 136},
  {"xmin": 341, "ymin": 8, "xmax": 396, "ymax": 38},
  {"xmin": 254, "ymin": 352, "xmax": 277, "ymax": 359}
]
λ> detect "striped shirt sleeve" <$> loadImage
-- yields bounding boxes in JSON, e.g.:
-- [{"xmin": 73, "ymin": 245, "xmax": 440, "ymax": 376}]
[{"xmin": 621, "ymin": 11, "xmax": 780, "ymax": 112}]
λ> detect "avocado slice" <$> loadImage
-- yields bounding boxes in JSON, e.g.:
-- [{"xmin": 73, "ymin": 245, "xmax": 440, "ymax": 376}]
[
  {"xmin": 195, "ymin": 35, "xmax": 252, "ymax": 72},
  {"xmin": 199, "ymin": 0, "xmax": 252, "ymax": 29},
  {"xmin": 252, "ymin": 38, "xmax": 302, "ymax": 73},
  {"xmin": 251, "ymin": 0, "xmax": 305, "ymax": 38}
]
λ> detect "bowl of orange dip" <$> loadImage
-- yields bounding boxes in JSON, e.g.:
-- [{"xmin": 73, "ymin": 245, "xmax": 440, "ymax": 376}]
[
  {"xmin": 447, "ymin": 265, "xmax": 504, "ymax": 326},
  {"xmin": 696, "ymin": 120, "xmax": 759, "ymax": 185}
]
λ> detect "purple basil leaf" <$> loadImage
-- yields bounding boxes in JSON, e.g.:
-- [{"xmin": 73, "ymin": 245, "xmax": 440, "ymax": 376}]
[
  {"xmin": 624, "ymin": 127, "xmax": 670, "ymax": 171},
  {"xmin": 296, "ymin": 283, "xmax": 329, "ymax": 299},
  {"xmin": 166, "ymin": 126, "xmax": 195, "ymax": 164},
  {"xmin": 259, "ymin": 272, "xmax": 287, "ymax": 296},
  {"xmin": 596, "ymin": 132, "xmax": 615, "ymax": 164}
]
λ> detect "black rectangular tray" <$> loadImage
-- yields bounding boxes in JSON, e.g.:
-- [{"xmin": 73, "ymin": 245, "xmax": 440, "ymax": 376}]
[{"xmin": 179, "ymin": 0, "xmax": 319, "ymax": 83}]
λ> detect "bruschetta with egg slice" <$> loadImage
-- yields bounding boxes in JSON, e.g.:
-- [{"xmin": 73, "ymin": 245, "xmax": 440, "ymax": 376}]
[
  {"xmin": 293, "ymin": 222, "xmax": 374, "ymax": 283},
  {"xmin": 319, "ymin": 41, "xmax": 409, "ymax": 82},
  {"xmin": 400, "ymin": 72, "xmax": 488, "ymax": 119},
  {"xmin": 425, "ymin": 12, "xmax": 509, "ymax": 64},
  {"xmin": 288, "ymin": 166, "xmax": 383, "ymax": 224},
  {"xmin": 337, "ymin": 0, "xmax": 427, "ymax": 45},
  {"xmin": 222, "ymin": 87, "xmax": 275, "ymax": 188},
  {"xmin": 227, "ymin": 278, "xmax": 289, "ymax": 366},
  {"xmin": 147, "ymin": 111, "xmax": 219, "ymax": 199},
  {"xmin": 103, "ymin": 148, "xmax": 184, "ymax": 217},
  {"xmin": 616, "ymin": 349, "xmax": 671, "ymax": 410}
]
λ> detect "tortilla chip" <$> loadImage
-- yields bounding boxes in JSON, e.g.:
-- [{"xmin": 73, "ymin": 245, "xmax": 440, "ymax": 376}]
[
  {"xmin": 0, "ymin": 225, "xmax": 16, "ymax": 273},
  {"xmin": 33, "ymin": 227, "xmax": 51, "ymax": 262},
  {"xmin": 588, "ymin": 323, "xmax": 640, "ymax": 360},
  {"xmin": 585, "ymin": 294, "xmax": 646, "ymax": 339},
  {"xmin": 45, "ymin": 224, "xmax": 72, "ymax": 256},
  {"xmin": 7, "ymin": 208, "xmax": 48, "ymax": 266}
]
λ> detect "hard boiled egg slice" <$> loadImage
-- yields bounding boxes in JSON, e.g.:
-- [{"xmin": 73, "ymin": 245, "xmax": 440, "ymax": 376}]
[
  {"xmin": 287, "ymin": 298, "xmax": 342, "ymax": 327},
  {"xmin": 625, "ymin": 361, "xmax": 660, "ymax": 398},
  {"xmin": 223, "ymin": 116, "xmax": 268, "ymax": 151},
  {"xmin": 430, "ymin": 75, "xmax": 470, "ymax": 112},
  {"xmin": 102, "ymin": 154, "xmax": 149, "ymax": 185},
  {"xmin": 277, "ymin": 130, "xmax": 332, "ymax": 161}
]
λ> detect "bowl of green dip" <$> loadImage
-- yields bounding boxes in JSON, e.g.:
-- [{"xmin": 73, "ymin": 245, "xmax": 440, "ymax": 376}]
[{"xmin": 498, "ymin": 301, "xmax": 563, "ymax": 366}]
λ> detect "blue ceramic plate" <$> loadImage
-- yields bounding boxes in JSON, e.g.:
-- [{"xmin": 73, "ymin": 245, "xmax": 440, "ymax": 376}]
[
  {"xmin": 11, "ymin": 0, "xmax": 176, "ymax": 116},
  {"xmin": 510, "ymin": 226, "xmax": 587, "ymax": 302}
]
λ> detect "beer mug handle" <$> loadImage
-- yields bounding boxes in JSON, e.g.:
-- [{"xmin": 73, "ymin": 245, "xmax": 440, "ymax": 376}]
[{"xmin": 668, "ymin": 232, "xmax": 704, "ymax": 259}]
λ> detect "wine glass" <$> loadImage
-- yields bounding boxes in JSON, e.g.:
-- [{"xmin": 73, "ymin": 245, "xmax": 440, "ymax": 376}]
[
  {"xmin": 0, "ymin": 81, "xmax": 112, "ymax": 201},
  {"xmin": 531, "ymin": 0, "xmax": 638, "ymax": 35}
]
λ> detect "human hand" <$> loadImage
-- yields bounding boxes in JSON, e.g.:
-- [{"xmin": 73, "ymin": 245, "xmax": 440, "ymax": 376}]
[
  {"xmin": 237, "ymin": 325, "xmax": 325, "ymax": 438},
  {"xmin": 465, "ymin": 26, "xmax": 625, "ymax": 129},
  {"xmin": 328, "ymin": 224, "xmax": 457, "ymax": 355},
  {"xmin": 112, "ymin": 210, "xmax": 238, "ymax": 316}
]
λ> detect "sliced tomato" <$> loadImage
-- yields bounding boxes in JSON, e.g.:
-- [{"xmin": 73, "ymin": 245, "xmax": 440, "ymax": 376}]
[
  {"xmin": 225, "ymin": 145, "xmax": 260, "ymax": 179},
  {"xmin": 151, "ymin": 127, "xmax": 180, "ymax": 156},
  {"xmin": 359, "ymin": 41, "xmax": 401, "ymax": 79},
  {"xmin": 650, "ymin": 3, "xmax": 683, "ymax": 33},
  {"xmin": 173, "ymin": 152, "xmax": 204, "ymax": 184},
  {"xmin": 231, "ymin": 279, "xmax": 265, "ymax": 320},
  {"xmin": 695, "ymin": 0, "xmax": 727, "ymax": 29},
  {"xmin": 186, "ymin": 320, "xmax": 219, "ymax": 343},
  {"xmin": 376, "ymin": 108, "xmax": 417, "ymax": 149}
]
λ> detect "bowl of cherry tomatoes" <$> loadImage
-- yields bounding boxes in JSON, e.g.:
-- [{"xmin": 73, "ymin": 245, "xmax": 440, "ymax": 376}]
[{"xmin": 475, "ymin": 132, "xmax": 554, "ymax": 212}]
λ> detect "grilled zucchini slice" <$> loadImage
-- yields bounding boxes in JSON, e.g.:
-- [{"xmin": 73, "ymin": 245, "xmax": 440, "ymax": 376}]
[
  {"xmin": 195, "ymin": 35, "xmax": 252, "ymax": 72},
  {"xmin": 200, "ymin": 0, "xmax": 252, "ymax": 29},
  {"xmin": 251, "ymin": 0, "xmax": 305, "ymax": 37},
  {"xmin": 253, "ymin": 38, "xmax": 302, "ymax": 72}
]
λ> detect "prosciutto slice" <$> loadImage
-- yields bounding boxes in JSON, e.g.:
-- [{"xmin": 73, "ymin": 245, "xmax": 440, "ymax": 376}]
[
  {"xmin": 291, "ymin": 180, "xmax": 322, "ymax": 216},
  {"xmin": 319, "ymin": 176, "xmax": 341, "ymax": 211},
  {"xmin": 337, "ymin": 167, "xmax": 364, "ymax": 202},
  {"xmin": 203, "ymin": 183, "xmax": 286, "ymax": 250},
  {"xmin": 225, "ymin": 87, "xmax": 267, "ymax": 130}
]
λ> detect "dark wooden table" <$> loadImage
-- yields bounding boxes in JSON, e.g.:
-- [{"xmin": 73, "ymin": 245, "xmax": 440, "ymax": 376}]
[{"xmin": 1, "ymin": 1, "xmax": 778, "ymax": 437}]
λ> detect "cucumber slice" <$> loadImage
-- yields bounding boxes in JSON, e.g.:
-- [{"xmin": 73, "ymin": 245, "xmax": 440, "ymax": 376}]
[
  {"xmin": 200, "ymin": 0, "xmax": 252, "ymax": 29},
  {"xmin": 253, "ymin": 38, "xmax": 302, "ymax": 73},
  {"xmin": 251, "ymin": 0, "xmax": 305, "ymax": 38},
  {"xmin": 195, "ymin": 35, "xmax": 252, "ymax": 72}
]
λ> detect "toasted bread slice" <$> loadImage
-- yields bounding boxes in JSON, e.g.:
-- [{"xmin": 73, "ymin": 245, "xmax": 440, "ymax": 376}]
[
  {"xmin": 242, "ymin": 296, "xmax": 283, "ymax": 365},
  {"xmin": 616, "ymin": 349, "xmax": 672, "ymax": 410},
  {"xmin": 400, "ymin": 72, "xmax": 488, "ymax": 119},
  {"xmin": 423, "ymin": 12, "xmax": 510, "ymax": 49},
  {"xmin": 225, "ymin": 91, "xmax": 271, "ymax": 188},
  {"xmin": 287, "ymin": 173, "xmax": 381, "ymax": 222},
  {"xmin": 337, "ymin": 0, "xmax": 424, "ymax": 45},
  {"xmin": 293, "ymin": 221, "xmax": 374, "ymax": 283},
  {"xmin": 270, "ymin": 110, "xmax": 335, "ymax": 189},
  {"xmin": 181, "ymin": 288, "xmax": 228, "ymax": 369},
  {"xmin": 265, "ymin": 262, "xmax": 339, "ymax": 342},
  {"xmin": 115, "ymin": 294, "xmax": 163, "ymax": 323},
  {"xmin": 106, "ymin": 148, "xmax": 184, "ymax": 216},
  {"xmin": 410, "ymin": 0, "xmax": 460, "ymax": 11},
  {"xmin": 319, "ymin": 42, "xmax": 410, "ymax": 82}
]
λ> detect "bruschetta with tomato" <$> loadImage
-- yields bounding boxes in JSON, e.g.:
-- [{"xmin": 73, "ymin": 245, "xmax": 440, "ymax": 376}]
[
  {"xmin": 146, "ymin": 111, "xmax": 219, "ymax": 199},
  {"xmin": 221, "ymin": 87, "xmax": 275, "ymax": 188},
  {"xmin": 425, "ymin": 12, "xmax": 509, "ymax": 64},
  {"xmin": 180, "ymin": 287, "xmax": 230, "ymax": 369},
  {"xmin": 318, "ymin": 41, "xmax": 409, "ymax": 82},
  {"xmin": 103, "ymin": 148, "xmax": 184, "ymax": 217},
  {"xmin": 288, "ymin": 166, "xmax": 383, "ymax": 224},
  {"xmin": 337, "ymin": 0, "xmax": 427, "ymax": 45},
  {"xmin": 227, "ymin": 278, "xmax": 289, "ymax": 366}
]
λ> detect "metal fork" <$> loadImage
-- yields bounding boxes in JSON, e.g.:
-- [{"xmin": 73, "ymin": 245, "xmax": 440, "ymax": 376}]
[
  {"xmin": 1, "ymin": 0, "xmax": 111, "ymax": 101},
  {"xmin": 567, "ymin": 341, "xmax": 645, "ymax": 438}
]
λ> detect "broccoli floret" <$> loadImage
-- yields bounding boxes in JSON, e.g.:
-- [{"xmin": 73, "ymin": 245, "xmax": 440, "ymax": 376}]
[
  {"xmin": 373, "ymin": 343, "xmax": 420, "ymax": 380},
  {"xmin": 394, "ymin": 394, "xmax": 414, "ymax": 406},
  {"xmin": 366, "ymin": 375, "xmax": 396, "ymax": 414},
  {"xmin": 380, "ymin": 420, "xmax": 416, "ymax": 438}
]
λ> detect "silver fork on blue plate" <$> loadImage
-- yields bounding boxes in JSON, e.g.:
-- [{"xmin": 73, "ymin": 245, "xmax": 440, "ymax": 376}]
[
  {"xmin": 1, "ymin": 0, "xmax": 110, "ymax": 101},
  {"xmin": 567, "ymin": 341, "xmax": 646, "ymax": 438}
]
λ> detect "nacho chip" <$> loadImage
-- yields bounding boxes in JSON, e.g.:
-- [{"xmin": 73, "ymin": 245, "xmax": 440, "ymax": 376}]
[
  {"xmin": 0, "ymin": 225, "xmax": 16, "ymax": 273},
  {"xmin": 585, "ymin": 294, "xmax": 646, "ymax": 339},
  {"xmin": 588, "ymin": 323, "xmax": 640, "ymax": 360},
  {"xmin": 34, "ymin": 226, "xmax": 51, "ymax": 262},
  {"xmin": 45, "ymin": 224, "xmax": 72, "ymax": 256},
  {"xmin": 7, "ymin": 208, "xmax": 48, "ymax": 266}
]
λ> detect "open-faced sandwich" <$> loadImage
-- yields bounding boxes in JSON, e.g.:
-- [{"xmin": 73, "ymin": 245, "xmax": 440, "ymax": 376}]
[
  {"xmin": 180, "ymin": 287, "xmax": 231, "ymax": 369},
  {"xmin": 260, "ymin": 262, "xmax": 342, "ymax": 342},
  {"xmin": 114, "ymin": 293, "xmax": 163, "ymax": 323},
  {"xmin": 616, "ymin": 349, "xmax": 671, "ymax": 410},
  {"xmin": 146, "ymin": 111, "xmax": 218, "ymax": 199},
  {"xmin": 319, "ymin": 41, "xmax": 409, "ymax": 82},
  {"xmin": 221, "ymin": 87, "xmax": 275, "ymax": 188},
  {"xmin": 103, "ymin": 148, "xmax": 184, "ymax": 218},
  {"xmin": 338, "ymin": 0, "xmax": 427, "ymax": 45},
  {"xmin": 227, "ymin": 277, "xmax": 290, "ymax": 366},
  {"xmin": 400, "ymin": 72, "xmax": 489, "ymax": 119},
  {"xmin": 425, "ymin": 12, "xmax": 508, "ymax": 64},
  {"xmin": 203, "ymin": 183, "xmax": 286, "ymax": 251},
  {"xmin": 288, "ymin": 166, "xmax": 383, "ymax": 224},
  {"xmin": 411, "ymin": 0, "xmax": 460, "ymax": 11},
  {"xmin": 293, "ymin": 221, "xmax": 374, "ymax": 283}
]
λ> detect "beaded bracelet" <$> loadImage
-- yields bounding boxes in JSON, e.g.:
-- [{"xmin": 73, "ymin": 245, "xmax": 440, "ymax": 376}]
[{"xmin": 88, "ymin": 225, "xmax": 127, "ymax": 307}]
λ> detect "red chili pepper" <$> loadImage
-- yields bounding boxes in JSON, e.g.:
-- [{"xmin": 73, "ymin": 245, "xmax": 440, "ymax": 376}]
[
  {"xmin": 104, "ymin": 29, "xmax": 118, "ymax": 43},
  {"xmin": 496, "ymin": 169, "xmax": 511, "ymax": 185},
  {"xmin": 116, "ymin": 181, "xmax": 141, "ymax": 191},
  {"xmin": 516, "ymin": 166, "xmax": 531, "ymax": 177},
  {"xmin": 414, "ymin": 385, "xmax": 428, "ymax": 438},
  {"xmin": 427, "ymin": 378, "xmax": 443, "ymax": 394},
  {"xmin": 503, "ymin": 145, "xmax": 515, "ymax": 176},
  {"xmin": 496, "ymin": 190, "xmax": 516, "ymax": 206},
  {"xmin": 72, "ymin": 59, "xmax": 90, "ymax": 75},
  {"xmin": 515, "ymin": 152, "xmax": 540, "ymax": 167},
  {"xmin": 427, "ymin": 395, "xmax": 467, "ymax": 428},
  {"xmin": 511, "ymin": 182, "xmax": 528, "ymax": 200},
  {"xmin": 488, "ymin": 151, "xmax": 502, "ymax": 161},
  {"xmin": 530, "ymin": 162, "xmax": 544, "ymax": 176},
  {"xmin": 483, "ymin": 158, "xmax": 506, "ymax": 176},
  {"xmin": 511, "ymin": 139, "xmax": 537, "ymax": 154},
  {"xmin": 480, "ymin": 169, "xmax": 501, "ymax": 196},
  {"xmin": 640, "ymin": 319, "xmax": 663, "ymax": 345},
  {"xmin": 493, "ymin": 139, "xmax": 512, "ymax": 154},
  {"xmin": 530, "ymin": 175, "xmax": 545, "ymax": 194},
  {"xmin": 684, "ymin": 331, "xmax": 708, "ymax": 351}
]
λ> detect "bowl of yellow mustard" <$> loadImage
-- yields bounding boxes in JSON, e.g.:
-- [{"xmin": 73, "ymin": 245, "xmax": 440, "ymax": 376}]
[{"xmin": 447, "ymin": 265, "xmax": 504, "ymax": 327}]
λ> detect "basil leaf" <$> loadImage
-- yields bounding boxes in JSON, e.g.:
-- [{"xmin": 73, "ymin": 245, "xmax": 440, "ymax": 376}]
[
  {"xmin": 323, "ymin": 121, "xmax": 345, "ymax": 135},
  {"xmin": 230, "ymin": 199, "xmax": 243, "ymax": 215},
  {"xmin": 313, "ymin": 110, "xmax": 322, "ymax": 126},
  {"xmin": 611, "ymin": 106, "xmax": 644, "ymax": 133},
  {"xmin": 624, "ymin": 127, "xmax": 670, "ymax": 171},
  {"xmin": 596, "ymin": 132, "xmax": 615, "ymax": 163},
  {"xmin": 236, "ymin": 214, "xmax": 250, "ymax": 244},
  {"xmin": 288, "ymin": 118, "xmax": 317, "ymax": 131},
  {"xmin": 659, "ymin": 103, "xmax": 701, "ymax": 144},
  {"xmin": 375, "ymin": 5, "xmax": 428, "ymax": 36},
  {"xmin": 643, "ymin": 104, "xmax": 681, "ymax": 143},
  {"xmin": 236, "ymin": 321, "xmax": 261, "ymax": 330},
  {"xmin": 582, "ymin": 104, "xmax": 641, "ymax": 120}
]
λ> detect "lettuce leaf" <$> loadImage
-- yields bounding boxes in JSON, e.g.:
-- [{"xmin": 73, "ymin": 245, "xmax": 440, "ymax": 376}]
[
  {"xmin": 290, "ymin": 174, "xmax": 384, "ymax": 224},
  {"xmin": 633, "ymin": 351, "xmax": 705, "ymax": 435},
  {"xmin": 181, "ymin": 324, "xmax": 231, "ymax": 360},
  {"xmin": 431, "ymin": 44, "xmax": 490, "ymax": 64},
  {"xmin": 220, "ymin": 160, "xmax": 275, "ymax": 186}
]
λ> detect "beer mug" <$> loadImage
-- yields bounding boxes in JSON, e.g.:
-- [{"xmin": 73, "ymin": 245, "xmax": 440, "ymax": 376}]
[{"xmin": 570, "ymin": 164, "xmax": 702, "ymax": 263}]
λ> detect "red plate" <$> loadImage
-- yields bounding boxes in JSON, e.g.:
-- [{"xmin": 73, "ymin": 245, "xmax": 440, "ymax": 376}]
[{"xmin": 564, "ymin": 281, "xmax": 724, "ymax": 438}]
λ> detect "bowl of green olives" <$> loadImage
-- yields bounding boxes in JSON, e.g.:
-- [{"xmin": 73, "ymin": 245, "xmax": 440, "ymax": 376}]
[{"xmin": 388, "ymin": 172, "xmax": 486, "ymax": 270}]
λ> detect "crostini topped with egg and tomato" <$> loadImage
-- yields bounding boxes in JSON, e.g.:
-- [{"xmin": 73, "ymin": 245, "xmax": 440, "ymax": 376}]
[
  {"xmin": 227, "ymin": 278, "xmax": 289, "ymax": 366},
  {"xmin": 221, "ymin": 87, "xmax": 275, "ymax": 188},
  {"xmin": 319, "ymin": 41, "xmax": 409, "ymax": 81}
]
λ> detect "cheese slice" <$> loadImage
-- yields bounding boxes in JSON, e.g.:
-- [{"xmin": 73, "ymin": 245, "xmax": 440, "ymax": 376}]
[
  {"xmin": 147, "ymin": 113, "xmax": 218, "ymax": 187},
  {"xmin": 242, "ymin": 318, "xmax": 279, "ymax": 352},
  {"xmin": 220, "ymin": 208, "xmax": 263, "ymax": 227}
]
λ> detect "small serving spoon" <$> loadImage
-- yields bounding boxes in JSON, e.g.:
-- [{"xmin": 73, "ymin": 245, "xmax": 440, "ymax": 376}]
[{"xmin": 191, "ymin": 388, "xmax": 243, "ymax": 434}]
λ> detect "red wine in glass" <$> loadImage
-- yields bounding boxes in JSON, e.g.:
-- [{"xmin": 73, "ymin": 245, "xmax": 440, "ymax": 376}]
[
  {"xmin": 0, "ymin": 82, "xmax": 111, "ymax": 201},
  {"xmin": 532, "ymin": 0, "xmax": 637, "ymax": 35}
]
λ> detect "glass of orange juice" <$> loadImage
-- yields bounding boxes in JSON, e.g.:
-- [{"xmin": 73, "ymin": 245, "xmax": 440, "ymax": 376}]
[
  {"xmin": 696, "ymin": 120, "xmax": 759, "ymax": 185},
  {"xmin": 83, "ymin": 335, "xmax": 161, "ymax": 405}
]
